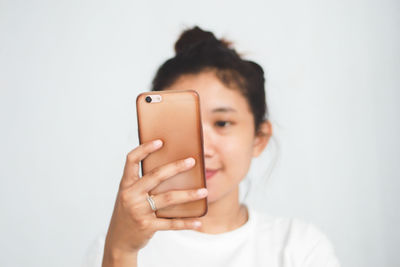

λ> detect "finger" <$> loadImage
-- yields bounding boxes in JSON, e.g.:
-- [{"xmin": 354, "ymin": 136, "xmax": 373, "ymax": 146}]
[
  {"xmin": 150, "ymin": 188, "xmax": 208, "ymax": 211},
  {"xmin": 120, "ymin": 139, "xmax": 163, "ymax": 189},
  {"xmin": 152, "ymin": 218, "xmax": 203, "ymax": 231},
  {"xmin": 133, "ymin": 157, "xmax": 196, "ymax": 193},
  {"xmin": 120, "ymin": 163, "xmax": 140, "ymax": 189}
]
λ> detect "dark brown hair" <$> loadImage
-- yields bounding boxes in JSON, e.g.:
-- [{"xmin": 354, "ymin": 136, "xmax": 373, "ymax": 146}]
[{"xmin": 151, "ymin": 26, "xmax": 268, "ymax": 133}]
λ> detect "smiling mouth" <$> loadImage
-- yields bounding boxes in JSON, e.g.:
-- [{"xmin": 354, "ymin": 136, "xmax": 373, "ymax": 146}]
[{"xmin": 205, "ymin": 169, "xmax": 219, "ymax": 180}]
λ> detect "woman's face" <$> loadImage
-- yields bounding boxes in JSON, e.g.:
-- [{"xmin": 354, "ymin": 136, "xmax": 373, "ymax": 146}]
[{"xmin": 166, "ymin": 71, "xmax": 270, "ymax": 203}]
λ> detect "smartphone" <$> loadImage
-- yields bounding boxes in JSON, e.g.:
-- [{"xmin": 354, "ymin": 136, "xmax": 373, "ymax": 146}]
[{"xmin": 136, "ymin": 89, "xmax": 208, "ymax": 218}]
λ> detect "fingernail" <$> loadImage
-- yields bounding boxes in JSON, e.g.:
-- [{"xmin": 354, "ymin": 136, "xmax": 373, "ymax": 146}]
[
  {"xmin": 197, "ymin": 188, "xmax": 208, "ymax": 196},
  {"xmin": 185, "ymin": 157, "xmax": 195, "ymax": 166},
  {"xmin": 193, "ymin": 221, "xmax": 202, "ymax": 228},
  {"xmin": 153, "ymin": 140, "xmax": 163, "ymax": 148}
]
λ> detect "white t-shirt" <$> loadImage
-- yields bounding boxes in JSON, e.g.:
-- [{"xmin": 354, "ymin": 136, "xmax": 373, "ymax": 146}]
[{"xmin": 82, "ymin": 205, "xmax": 340, "ymax": 267}]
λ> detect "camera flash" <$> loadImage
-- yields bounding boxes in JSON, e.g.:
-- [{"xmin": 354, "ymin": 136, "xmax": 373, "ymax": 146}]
[{"xmin": 151, "ymin": 95, "xmax": 162, "ymax": 103}]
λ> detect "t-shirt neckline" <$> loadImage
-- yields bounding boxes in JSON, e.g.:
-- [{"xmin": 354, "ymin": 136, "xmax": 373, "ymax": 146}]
[{"xmin": 170, "ymin": 204, "xmax": 256, "ymax": 243}]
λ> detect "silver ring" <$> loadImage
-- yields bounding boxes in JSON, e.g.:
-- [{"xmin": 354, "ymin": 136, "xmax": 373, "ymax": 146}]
[{"xmin": 146, "ymin": 195, "xmax": 157, "ymax": 211}]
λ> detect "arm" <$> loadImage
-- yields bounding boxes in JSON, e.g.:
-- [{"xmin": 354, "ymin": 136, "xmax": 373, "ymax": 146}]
[{"xmin": 102, "ymin": 248, "xmax": 138, "ymax": 267}]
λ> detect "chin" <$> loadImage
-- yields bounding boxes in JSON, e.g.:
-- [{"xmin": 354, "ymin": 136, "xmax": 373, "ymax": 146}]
[
  {"xmin": 205, "ymin": 194, "xmax": 218, "ymax": 204},
  {"xmin": 204, "ymin": 188, "xmax": 226, "ymax": 204}
]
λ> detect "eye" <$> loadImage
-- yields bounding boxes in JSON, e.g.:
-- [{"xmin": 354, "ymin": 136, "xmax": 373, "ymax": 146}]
[{"xmin": 215, "ymin": 120, "xmax": 232, "ymax": 128}]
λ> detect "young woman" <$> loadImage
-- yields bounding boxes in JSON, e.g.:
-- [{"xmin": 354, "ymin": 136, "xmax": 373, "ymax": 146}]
[{"xmin": 83, "ymin": 26, "xmax": 340, "ymax": 267}]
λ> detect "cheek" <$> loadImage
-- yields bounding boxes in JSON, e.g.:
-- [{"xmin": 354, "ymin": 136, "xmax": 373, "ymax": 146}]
[{"xmin": 219, "ymin": 133, "xmax": 254, "ymax": 179}]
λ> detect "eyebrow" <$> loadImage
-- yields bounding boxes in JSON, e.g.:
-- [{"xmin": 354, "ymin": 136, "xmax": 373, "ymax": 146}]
[{"xmin": 211, "ymin": 107, "xmax": 237, "ymax": 113}]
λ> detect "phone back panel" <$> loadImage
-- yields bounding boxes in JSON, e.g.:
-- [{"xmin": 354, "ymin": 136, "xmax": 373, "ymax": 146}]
[{"xmin": 136, "ymin": 90, "xmax": 207, "ymax": 218}]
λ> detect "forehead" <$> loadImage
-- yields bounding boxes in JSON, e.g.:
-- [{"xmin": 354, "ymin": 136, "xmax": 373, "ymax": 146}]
[{"xmin": 165, "ymin": 71, "xmax": 251, "ymax": 114}]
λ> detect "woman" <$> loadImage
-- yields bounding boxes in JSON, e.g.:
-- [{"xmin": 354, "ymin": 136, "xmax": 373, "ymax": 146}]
[{"xmin": 83, "ymin": 26, "xmax": 340, "ymax": 267}]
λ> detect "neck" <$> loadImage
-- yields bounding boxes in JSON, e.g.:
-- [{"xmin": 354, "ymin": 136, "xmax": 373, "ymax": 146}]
[{"xmin": 194, "ymin": 186, "xmax": 248, "ymax": 234}]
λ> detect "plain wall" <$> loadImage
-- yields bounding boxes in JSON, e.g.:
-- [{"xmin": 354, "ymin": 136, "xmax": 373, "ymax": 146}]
[{"xmin": 0, "ymin": 0, "xmax": 399, "ymax": 266}]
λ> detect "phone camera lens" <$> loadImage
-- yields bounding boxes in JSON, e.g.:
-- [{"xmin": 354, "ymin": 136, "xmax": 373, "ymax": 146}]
[{"xmin": 145, "ymin": 96, "xmax": 152, "ymax": 103}]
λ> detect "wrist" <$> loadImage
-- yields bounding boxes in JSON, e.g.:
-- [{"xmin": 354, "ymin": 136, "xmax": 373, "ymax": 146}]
[{"xmin": 102, "ymin": 247, "xmax": 138, "ymax": 267}]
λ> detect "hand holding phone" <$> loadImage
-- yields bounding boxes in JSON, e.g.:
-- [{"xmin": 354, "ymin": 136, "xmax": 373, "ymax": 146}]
[
  {"xmin": 103, "ymin": 90, "xmax": 208, "ymax": 265},
  {"xmin": 103, "ymin": 140, "xmax": 207, "ymax": 265}
]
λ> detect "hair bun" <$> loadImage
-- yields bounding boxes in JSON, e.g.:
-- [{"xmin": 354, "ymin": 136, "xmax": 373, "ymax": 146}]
[{"xmin": 174, "ymin": 26, "xmax": 231, "ymax": 54}]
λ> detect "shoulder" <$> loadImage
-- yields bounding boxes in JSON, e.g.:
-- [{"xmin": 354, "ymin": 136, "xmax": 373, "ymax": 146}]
[
  {"xmin": 251, "ymin": 208, "xmax": 326, "ymax": 237},
  {"xmin": 251, "ymin": 208, "xmax": 333, "ymax": 246},
  {"xmin": 251, "ymin": 208, "xmax": 341, "ymax": 266}
]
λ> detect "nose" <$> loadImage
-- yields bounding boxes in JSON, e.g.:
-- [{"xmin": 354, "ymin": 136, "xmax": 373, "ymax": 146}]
[{"xmin": 202, "ymin": 124, "xmax": 216, "ymax": 158}]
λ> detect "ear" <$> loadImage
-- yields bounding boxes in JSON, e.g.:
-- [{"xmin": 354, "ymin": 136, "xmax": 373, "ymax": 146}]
[{"xmin": 252, "ymin": 120, "xmax": 272, "ymax": 157}]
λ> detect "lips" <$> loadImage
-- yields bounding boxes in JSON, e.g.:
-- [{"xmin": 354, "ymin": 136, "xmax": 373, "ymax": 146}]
[{"xmin": 205, "ymin": 169, "xmax": 219, "ymax": 180}]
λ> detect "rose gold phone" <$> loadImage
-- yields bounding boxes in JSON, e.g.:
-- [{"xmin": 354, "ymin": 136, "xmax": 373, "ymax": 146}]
[{"xmin": 136, "ymin": 90, "xmax": 208, "ymax": 218}]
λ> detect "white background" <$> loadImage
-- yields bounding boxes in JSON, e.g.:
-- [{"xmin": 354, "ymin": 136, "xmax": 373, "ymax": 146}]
[{"xmin": 1, "ymin": 0, "xmax": 399, "ymax": 266}]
